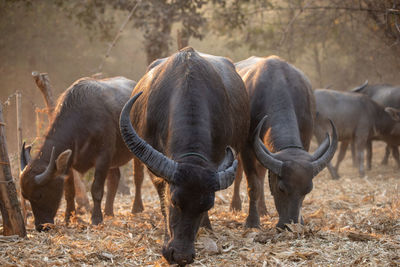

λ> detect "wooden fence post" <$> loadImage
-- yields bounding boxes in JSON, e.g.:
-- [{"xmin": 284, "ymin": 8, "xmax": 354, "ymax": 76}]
[
  {"xmin": 0, "ymin": 103, "xmax": 26, "ymax": 237},
  {"xmin": 15, "ymin": 91, "xmax": 27, "ymax": 223}
]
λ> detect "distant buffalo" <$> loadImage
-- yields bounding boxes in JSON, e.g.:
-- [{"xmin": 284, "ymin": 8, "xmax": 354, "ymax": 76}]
[
  {"xmin": 119, "ymin": 47, "xmax": 249, "ymax": 265},
  {"xmin": 20, "ymin": 77, "xmax": 136, "ymax": 230},
  {"xmin": 352, "ymin": 82, "xmax": 400, "ymax": 168},
  {"xmin": 314, "ymin": 88, "xmax": 400, "ymax": 178},
  {"xmin": 231, "ymin": 56, "xmax": 337, "ymax": 229}
]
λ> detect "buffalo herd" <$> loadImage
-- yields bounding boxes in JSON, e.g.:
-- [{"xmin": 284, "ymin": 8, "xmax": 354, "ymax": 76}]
[{"xmin": 19, "ymin": 47, "xmax": 399, "ymax": 265}]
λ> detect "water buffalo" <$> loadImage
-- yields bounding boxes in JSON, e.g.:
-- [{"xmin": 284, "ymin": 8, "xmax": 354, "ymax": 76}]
[
  {"xmin": 352, "ymin": 82, "xmax": 400, "ymax": 167},
  {"xmin": 232, "ymin": 56, "xmax": 337, "ymax": 229},
  {"xmin": 314, "ymin": 89, "xmax": 400, "ymax": 178},
  {"xmin": 119, "ymin": 47, "xmax": 249, "ymax": 265},
  {"xmin": 20, "ymin": 76, "xmax": 137, "ymax": 230}
]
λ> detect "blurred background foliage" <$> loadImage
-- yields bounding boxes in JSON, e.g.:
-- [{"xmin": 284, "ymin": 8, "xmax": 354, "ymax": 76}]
[{"xmin": 1, "ymin": 0, "xmax": 400, "ymax": 152}]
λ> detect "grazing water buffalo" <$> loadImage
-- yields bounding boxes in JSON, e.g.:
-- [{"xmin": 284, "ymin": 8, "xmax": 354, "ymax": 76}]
[
  {"xmin": 20, "ymin": 76, "xmax": 136, "ymax": 230},
  {"xmin": 352, "ymin": 82, "xmax": 400, "ymax": 167},
  {"xmin": 232, "ymin": 56, "xmax": 337, "ymax": 229},
  {"xmin": 314, "ymin": 89, "xmax": 400, "ymax": 178},
  {"xmin": 119, "ymin": 47, "xmax": 249, "ymax": 265}
]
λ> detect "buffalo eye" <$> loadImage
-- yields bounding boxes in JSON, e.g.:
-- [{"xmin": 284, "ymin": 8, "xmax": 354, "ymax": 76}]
[
  {"xmin": 170, "ymin": 193, "xmax": 181, "ymax": 209},
  {"xmin": 278, "ymin": 180, "xmax": 286, "ymax": 194}
]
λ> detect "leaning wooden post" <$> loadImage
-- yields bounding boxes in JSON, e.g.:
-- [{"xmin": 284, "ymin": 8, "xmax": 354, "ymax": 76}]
[
  {"xmin": 0, "ymin": 103, "xmax": 26, "ymax": 237},
  {"xmin": 31, "ymin": 71, "xmax": 90, "ymax": 210},
  {"xmin": 15, "ymin": 91, "xmax": 27, "ymax": 224},
  {"xmin": 32, "ymin": 71, "xmax": 55, "ymax": 117}
]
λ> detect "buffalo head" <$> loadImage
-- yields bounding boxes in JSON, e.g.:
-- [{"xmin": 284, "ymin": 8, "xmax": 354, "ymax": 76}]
[
  {"xmin": 119, "ymin": 92, "xmax": 238, "ymax": 265},
  {"xmin": 253, "ymin": 116, "xmax": 337, "ymax": 229},
  {"xmin": 20, "ymin": 142, "xmax": 72, "ymax": 231}
]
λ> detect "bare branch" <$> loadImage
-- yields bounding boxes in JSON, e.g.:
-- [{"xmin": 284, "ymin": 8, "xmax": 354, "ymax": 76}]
[
  {"xmin": 97, "ymin": 0, "xmax": 142, "ymax": 73},
  {"xmin": 279, "ymin": 0, "xmax": 313, "ymax": 47}
]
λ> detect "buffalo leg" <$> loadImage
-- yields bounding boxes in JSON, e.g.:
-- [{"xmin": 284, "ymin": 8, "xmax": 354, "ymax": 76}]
[
  {"xmin": 104, "ymin": 168, "xmax": 120, "ymax": 216},
  {"xmin": 117, "ymin": 175, "xmax": 131, "ymax": 195},
  {"xmin": 150, "ymin": 176, "xmax": 169, "ymax": 242},
  {"xmin": 132, "ymin": 158, "xmax": 144, "ymax": 213},
  {"xmin": 381, "ymin": 145, "xmax": 390, "ymax": 165},
  {"xmin": 242, "ymin": 148, "xmax": 265, "ymax": 228},
  {"xmin": 257, "ymin": 173, "xmax": 268, "ymax": 217},
  {"xmin": 334, "ymin": 141, "xmax": 348, "ymax": 173},
  {"xmin": 73, "ymin": 170, "xmax": 90, "ymax": 213},
  {"xmin": 230, "ymin": 160, "xmax": 243, "ymax": 212},
  {"xmin": 64, "ymin": 169, "xmax": 76, "ymax": 223},
  {"xmin": 391, "ymin": 146, "xmax": 400, "ymax": 168},
  {"xmin": 355, "ymin": 141, "xmax": 366, "ymax": 177},
  {"xmin": 326, "ymin": 162, "xmax": 340, "ymax": 179},
  {"xmin": 91, "ymin": 156, "xmax": 111, "ymax": 225},
  {"xmin": 200, "ymin": 211, "xmax": 212, "ymax": 229},
  {"xmin": 366, "ymin": 140, "xmax": 372, "ymax": 170},
  {"xmin": 351, "ymin": 142, "xmax": 358, "ymax": 167}
]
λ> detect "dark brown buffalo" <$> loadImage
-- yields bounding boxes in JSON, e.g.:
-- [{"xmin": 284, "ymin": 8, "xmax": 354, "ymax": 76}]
[
  {"xmin": 232, "ymin": 56, "xmax": 337, "ymax": 229},
  {"xmin": 314, "ymin": 89, "xmax": 400, "ymax": 178},
  {"xmin": 352, "ymin": 82, "xmax": 400, "ymax": 167},
  {"xmin": 20, "ymin": 76, "xmax": 136, "ymax": 230},
  {"xmin": 119, "ymin": 47, "xmax": 249, "ymax": 265}
]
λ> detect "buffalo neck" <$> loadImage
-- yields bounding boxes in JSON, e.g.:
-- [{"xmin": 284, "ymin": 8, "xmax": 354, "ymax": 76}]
[
  {"xmin": 263, "ymin": 100, "xmax": 304, "ymax": 153},
  {"xmin": 35, "ymin": 115, "xmax": 75, "ymax": 165},
  {"xmin": 168, "ymin": 83, "xmax": 214, "ymax": 166}
]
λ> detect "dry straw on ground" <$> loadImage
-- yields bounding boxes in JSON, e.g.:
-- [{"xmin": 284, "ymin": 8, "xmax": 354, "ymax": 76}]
[{"xmin": 1, "ymin": 142, "xmax": 399, "ymax": 266}]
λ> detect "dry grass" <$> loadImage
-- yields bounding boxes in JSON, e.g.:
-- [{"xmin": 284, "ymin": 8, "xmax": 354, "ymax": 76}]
[{"xmin": 1, "ymin": 141, "xmax": 399, "ymax": 266}]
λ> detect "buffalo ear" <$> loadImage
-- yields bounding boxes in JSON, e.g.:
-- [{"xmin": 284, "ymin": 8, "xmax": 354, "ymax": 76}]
[
  {"xmin": 55, "ymin": 149, "xmax": 72, "ymax": 176},
  {"xmin": 385, "ymin": 107, "xmax": 400, "ymax": 122},
  {"xmin": 20, "ymin": 142, "xmax": 32, "ymax": 171}
]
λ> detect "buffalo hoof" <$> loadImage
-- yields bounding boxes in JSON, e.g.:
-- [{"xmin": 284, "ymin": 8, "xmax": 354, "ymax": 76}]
[
  {"xmin": 91, "ymin": 214, "xmax": 103, "ymax": 225},
  {"xmin": 257, "ymin": 202, "xmax": 268, "ymax": 217},
  {"xmin": 245, "ymin": 215, "xmax": 260, "ymax": 229},
  {"xmin": 331, "ymin": 174, "xmax": 340, "ymax": 180},
  {"xmin": 230, "ymin": 198, "xmax": 242, "ymax": 212},
  {"xmin": 104, "ymin": 209, "xmax": 114, "ymax": 217},
  {"xmin": 131, "ymin": 201, "xmax": 144, "ymax": 213},
  {"xmin": 381, "ymin": 159, "xmax": 388, "ymax": 165}
]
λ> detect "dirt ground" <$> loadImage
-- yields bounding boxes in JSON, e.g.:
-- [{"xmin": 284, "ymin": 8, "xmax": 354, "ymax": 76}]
[{"xmin": 1, "ymin": 141, "xmax": 399, "ymax": 266}]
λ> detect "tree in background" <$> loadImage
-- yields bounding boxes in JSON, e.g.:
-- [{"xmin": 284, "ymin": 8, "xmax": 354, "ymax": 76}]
[{"xmin": 208, "ymin": 0, "xmax": 400, "ymax": 88}]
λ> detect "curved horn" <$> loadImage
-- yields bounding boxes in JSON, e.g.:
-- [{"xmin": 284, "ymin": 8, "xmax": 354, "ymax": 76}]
[
  {"xmin": 311, "ymin": 120, "xmax": 338, "ymax": 177},
  {"xmin": 253, "ymin": 115, "xmax": 283, "ymax": 176},
  {"xmin": 119, "ymin": 92, "xmax": 178, "ymax": 182},
  {"xmin": 351, "ymin": 80, "xmax": 368, "ymax": 93},
  {"xmin": 217, "ymin": 146, "xmax": 236, "ymax": 171},
  {"xmin": 34, "ymin": 146, "xmax": 56, "ymax": 185},
  {"xmin": 310, "ymin": 133, "xmax": 330, "ymax": 161},
  {"xmin": 216, "ymin": 147, "xmax": 238, "ymax": 191},
  {"xmin": 20, "ymin": 142, "xmax": 32, "ymax": 171}
]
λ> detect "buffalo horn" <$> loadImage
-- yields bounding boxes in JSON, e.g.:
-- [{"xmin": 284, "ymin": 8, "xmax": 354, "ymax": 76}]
[
  {"xmin": 310, "ymin": 133, "xmax": 330, "ymax": 161},
  {"xmin": 20, "ymin": 142, "xmax": 32, "ymax": 171},
  {"xmin": 216, "ymin": 147, "xmax": 238, "ymax": 190},
  {"xmin": 34, "ymin": 146, "xmax": 56, "ymax": 185},
  {"xmin": 253, "ymin": 115, "xmax": 283, "ymax": 176},
  {"xmin": 351, "ymin": 80, "xmax": 368, "ymax": 93},
  {"xmin": 119, "ymin": 92, "xmax": 178, "ymax": 182},
  {"xmin": 311, "ymin": 120, "xmax": 338, "ymax": 177}
]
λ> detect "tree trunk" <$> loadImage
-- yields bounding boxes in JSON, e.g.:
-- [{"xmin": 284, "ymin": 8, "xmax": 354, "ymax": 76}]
[
  {"xmin": 177, "ymin": 29, "xmax": 189, "ymax": 50},
  {"xmin": 0, "ymin": 103, "xmax": 26, "ymax": 237}
]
